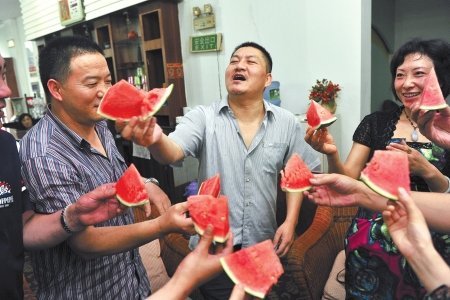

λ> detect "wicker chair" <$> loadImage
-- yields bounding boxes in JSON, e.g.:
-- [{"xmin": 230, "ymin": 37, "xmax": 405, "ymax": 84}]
[{"xmin": 157, "ymin": 195, "xmax": 357, "ymax": 300}]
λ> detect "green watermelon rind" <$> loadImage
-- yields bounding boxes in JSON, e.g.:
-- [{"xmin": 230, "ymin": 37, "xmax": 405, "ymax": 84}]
[
  {"xmin": 147, "ymin": 83, "xmax": 174, "ymax": 118},
  {"xmin": 220, "ymin": 258, "xmax": 267, "ymax": 299},
  {"xmin": 318, "ymin": 116, "xmax": 337, "ymax": 129},
  {"xmin": 97, "ymin": 83, "xmax": 174, "ymax": 121},
  {"xmin": 198, "ymin": 174, "xmax": 221, "ymax": 197},
  {"xmin": 360, "ymin": 173, "xmax": 398, "ymax": 201},
  {"xmin": 307, "ymin": 101, "xmax": 338, "ymax": 130},
  {"xmin": 116, "ymin": 195, "xmax": 149, "ymax": 207},
  {"xmin": 188, "ymin": 195, "xmax": 230, "ymax": 243},
  {"xmin": 419, "ymin": 102, "xmax": 448, "ymax": 111},
  {"xmin": 193, "ymin": 223, "xmax": 229, "ymax": 243},
  {"xmin": 280, "ymin": 185, "xmax": 312, "ymax": 193}
]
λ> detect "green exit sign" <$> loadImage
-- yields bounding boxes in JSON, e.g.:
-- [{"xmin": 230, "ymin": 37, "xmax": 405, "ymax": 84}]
[{"xmin": 190, "ymin": 33, "xmax": 222, "ymax": 53}]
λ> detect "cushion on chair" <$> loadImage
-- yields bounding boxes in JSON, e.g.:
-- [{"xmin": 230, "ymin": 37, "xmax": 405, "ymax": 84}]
[{"xmin": 322, "ymin": 249, "xmax": 346, "ymax": 300}]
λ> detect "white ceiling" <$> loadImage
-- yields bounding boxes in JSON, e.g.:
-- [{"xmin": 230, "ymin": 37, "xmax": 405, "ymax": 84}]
[{"xmin": 0, "ymin": 0, "xmax": 21, "ymax": 21}]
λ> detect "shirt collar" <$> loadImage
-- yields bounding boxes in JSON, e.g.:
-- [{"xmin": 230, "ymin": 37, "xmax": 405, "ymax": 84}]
[
  {"xmin": 46, "ymin": 106, "xmax": 107, "ymax": 150},
  {"xmin": 218, "ymin": 98, "xmax": 275, "ymax": 119}
]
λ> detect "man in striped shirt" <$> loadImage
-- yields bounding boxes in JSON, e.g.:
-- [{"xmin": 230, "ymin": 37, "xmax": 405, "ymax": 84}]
[
  {"xmin": 121, "ymin": 42, "xmax": 321, "ymax": 299},
  {"xmin": 19, "ymin": 36, "xmax": 194, "ymax": 299},
  {"xmin": 0, "ymin": 52, "xmax": 144, "ymax": 299}
]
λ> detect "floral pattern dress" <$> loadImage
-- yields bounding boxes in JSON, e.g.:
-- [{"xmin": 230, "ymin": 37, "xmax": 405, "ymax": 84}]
[{"xmin": 345, "ymin": 106, "xmax": 450, "ymax": 299}]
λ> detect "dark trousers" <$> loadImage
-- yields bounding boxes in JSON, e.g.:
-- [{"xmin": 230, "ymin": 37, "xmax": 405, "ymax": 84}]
[
  {"xmin": 199, "ymin": 270, "xmax": 235, "ymax": 300},
  {"xmin": 199, "ymin": 244, "xmax": 242, "ymax": 300}
]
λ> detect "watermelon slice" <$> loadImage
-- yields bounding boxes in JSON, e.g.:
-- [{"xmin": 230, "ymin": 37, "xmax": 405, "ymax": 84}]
[
  {"xmin": 280, "ymin": 153, "xmax": 313, "ymax": 192},
  {"xmin": 419, "ymin": 67, "xmax": 448, "ymax": 110},
  {"xmin": 220, "ymin": 240, "xmax": 284, "ymax": 298},
  {"xmin": 360, "ymin": 150, "xmax": 410, "ymax": 200},
  {"xmin": 187, "ymin": 194, "xmax": 230, "ymax": 243},
  {"xmin": 97, "ymin": 79, "xmax": 174, "ymax": 121},
  {"xmin": 306, "ymin": 100, "xmax": 337, "ymax": 130},
  {"xmin": 115, "ymin": 164, "xmax": 149, "ymax": 207},
  {"xmin": 198, "ymin": 174, "xmax": 221, "ymax": 197}
]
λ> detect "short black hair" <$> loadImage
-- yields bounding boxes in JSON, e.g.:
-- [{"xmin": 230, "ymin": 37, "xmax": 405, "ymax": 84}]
[
  {"xmin": 39, "ymin": 35, "xmax": 104, "ymax": 100},
  {"xmin": 231, "ymin": 42, "xmax": 273, "ymax": 73},
  {"xmin": 390, "ymin": 38, "xmax": 450, "ymax": 100}
]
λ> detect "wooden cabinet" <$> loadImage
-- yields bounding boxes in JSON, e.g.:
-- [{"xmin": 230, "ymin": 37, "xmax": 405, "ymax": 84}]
[
  {"xmin": 93, "ymin": 1, "xmax": 186, "ymax": 127},
  {"xmin": 37, "ymin": 1, "xmax": 187, "ymax": 199},
  {"xmin": 138, "ymin": 2, "xmax": 186, "ymax": 128}
]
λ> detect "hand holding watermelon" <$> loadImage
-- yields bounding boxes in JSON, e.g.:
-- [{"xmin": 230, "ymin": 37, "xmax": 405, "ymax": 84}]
[
  {"xmin": 305, "ymin": 173, "xmax": 363, "ymax": 207},
  {"xmin": 187, "ymin": 195, "xmax": 230, "ymax": 243},
  {"xmin": 220, "ymin": 240, "xmax": 284, "ymax": 298},
  {"xmin": 116, "ymin": 116, "xmax": 163, "ymax": 148},
  {"xmin": 157, "ymin": 202, "xmax": 195, "ymax": 235},
  {"xmin": 67, "ymin": 183, "xmax": 126, "ymax": 231},
  {"xmin": 304, "ymin": 127, "xmax": 338, "ymax": 156},
  {"xmin": 411, "ymin": 104, "xmax": 450, "ymax": 150},
  {"xmin": 150, "ymin": 225, "xmax": 233, "ymax": 299}
]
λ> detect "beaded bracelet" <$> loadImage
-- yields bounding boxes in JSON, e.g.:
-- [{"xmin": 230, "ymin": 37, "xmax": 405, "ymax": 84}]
[{"xmin": 60, "ymin": 205, "xmax": 74, "ymax": 234}]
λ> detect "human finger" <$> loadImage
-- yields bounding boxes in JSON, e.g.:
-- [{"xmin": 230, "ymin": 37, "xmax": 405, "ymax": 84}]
[
  {"xmin": 397, "ymin": 187, "xmax": 424, "ymax": 222},
  {"xmin": 119, "ymin": 117, "xmax": 138, "ymax": 140},
  {"xmin": 115, "ymin": 119, "xmax": 127, "ymax": 133},
  {"xmin": 143, "ymin": 202, "xmax": 151, "ymax": 217},
  {"xmin": 229, "ymin": 284, "xmax": 249, "ymax": 300},
  {"xmin": 87, "ymin": 183, "xmax": 117, "ymax": 201},
  {"xmin": 196, "ymin": 224, "xmax": 214, "ymax": 253}
]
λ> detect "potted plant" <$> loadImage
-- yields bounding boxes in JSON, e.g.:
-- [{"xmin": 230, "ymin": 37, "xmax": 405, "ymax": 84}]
[{"xmin": 309, "ymin": 79, "xmax": 341, "ymax": 113}]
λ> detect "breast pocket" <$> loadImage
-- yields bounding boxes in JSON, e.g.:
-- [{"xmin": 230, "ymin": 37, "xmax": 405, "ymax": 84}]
[{"xmin": 262, "ymin": 142, "xmax": 287, "ymax": 174}]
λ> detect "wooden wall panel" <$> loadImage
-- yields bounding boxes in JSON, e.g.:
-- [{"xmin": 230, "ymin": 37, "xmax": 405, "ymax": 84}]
[{"xmin": 19, "ymin": 0, "xmax": 148, "ymax": 41}]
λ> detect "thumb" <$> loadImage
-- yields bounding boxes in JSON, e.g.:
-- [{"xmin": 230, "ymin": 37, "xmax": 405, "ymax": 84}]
[
  {"xmin": 196, "ymin": 224, "xmax": 214, "ymax": 252},
  {"xmin": 92, "ymin": 183, "xmax": 116, "ymax": 199},
  {"xmin": 397, "ymin": 187, "xmax": 424, "ymax": 222}
]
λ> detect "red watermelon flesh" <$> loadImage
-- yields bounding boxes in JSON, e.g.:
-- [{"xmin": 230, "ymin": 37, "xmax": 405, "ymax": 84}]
[
  {"xmin": 280, "ymin": 153, "xmax": 313, "ymax": 192},
  {"xmin": 116, "ymin": 164, "xmax": 149, "ymax": 207},
  {"xmin": 419, "ymin": 68, "xmax": 448, "ymax": 110},
  {"xmin": 306, "ymin": 100, "xmax": 337, "ymax": 130},
  {"xmin": 198, "ymin": 174, "xmax": 221, "ymax": 197},
  {"xmin": 187, "ymin": 194, "xmax": 230, "ymax": 243},
  {"xmin": 97, "ymin": 79, "xmax": 174, "ymax": 121},
  {"xmin": 220, "ymin": 240, "xmax": 284, "ymax": 299},
  {"xmin": 360, "ymin": 150, "xmax": 410, "ymax": 200}
]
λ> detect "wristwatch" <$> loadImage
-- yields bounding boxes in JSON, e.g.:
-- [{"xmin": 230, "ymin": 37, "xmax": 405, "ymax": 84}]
[{"xmin": 144, "ymin": 177, "xmax": 160, "ymax": 186}]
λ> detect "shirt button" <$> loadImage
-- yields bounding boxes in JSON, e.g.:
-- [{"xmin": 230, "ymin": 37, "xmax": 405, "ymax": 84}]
[{"xmin": 245, "ymin": 178, "xmax": 250, "ymax": 182}]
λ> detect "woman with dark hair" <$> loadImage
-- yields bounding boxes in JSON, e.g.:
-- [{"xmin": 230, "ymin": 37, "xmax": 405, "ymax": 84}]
[
  {"xmin": 18, "ymin": 113, "xmax": 34, "ymax": 130},
  {"xmin": 305, "ymin": 38, "xmax": 450, "ymax": 298}
]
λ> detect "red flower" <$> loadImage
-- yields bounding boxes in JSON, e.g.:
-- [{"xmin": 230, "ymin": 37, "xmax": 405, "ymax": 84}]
[{"xmin": 309, "ymin": 79, "xmax": 341, "ymax": 104}]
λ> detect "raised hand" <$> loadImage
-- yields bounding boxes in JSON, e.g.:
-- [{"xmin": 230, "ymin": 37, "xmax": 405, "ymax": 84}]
[
  {"xmin": 67, "ymin": 183, "xmax": 124, "ymax": 230},
  {"xmin": 382, "ymin": 187, "xmax": 431, "ymax": 259},
  {"xmin": 174, "ymin": 225, "xmax": 234, "ymax": 287},
  {"xmin": 304, "ymin": 173, "xmax": 361, "ymax": 207},
  {"xmin": 158, "ymin": 202, "xmax": 195, "ymax": 235},
  {"xmin": 386, "ymin": 141, "xmax": 435, "ymax": 177},
  {"xmin": 304, "ymin": 127, "xmax": 337, "ymax": 155},
  {"xmin": 148, "ymin": 225, "xmax": 234, "ymax": 299},
  {"xmin": 229, "ymin": 284, "xmax": 252, "ymax": 300},
  {"xmin": 116, "ymin": 116, "xmax": 163, "ymax": 147},
  {"xmin": 410, "ymin": 104, "xmax": 450, "ymax": 150}
]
